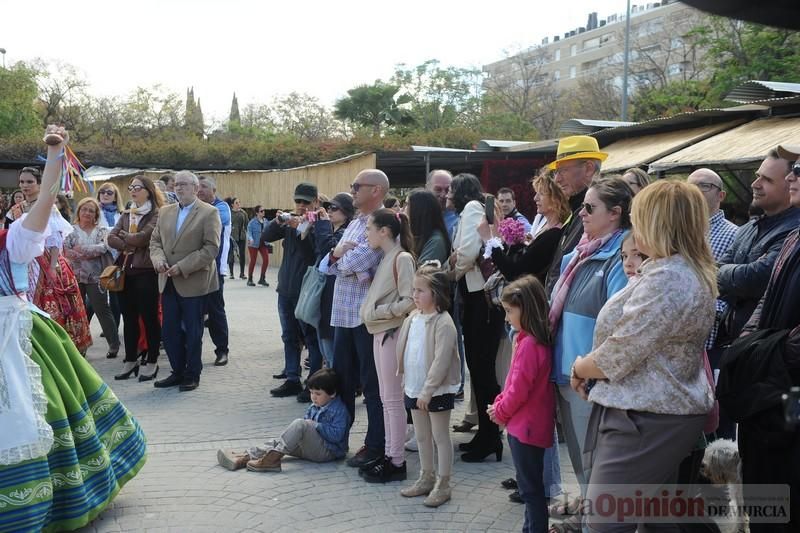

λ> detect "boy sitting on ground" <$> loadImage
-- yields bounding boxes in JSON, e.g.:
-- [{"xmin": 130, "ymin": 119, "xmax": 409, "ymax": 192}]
[{"xmin": 217, "ymin": 368, "xmax": 350, "ymax": 472}]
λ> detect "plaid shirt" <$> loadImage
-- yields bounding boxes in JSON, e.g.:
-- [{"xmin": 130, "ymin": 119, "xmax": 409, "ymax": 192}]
[
  {"xmin": 707, "ymin": 210, "xmax": 739, "ymax": 349},
  {"xmin": 320, "ymin": 214, "xmax": 383, "ymax": 328}
]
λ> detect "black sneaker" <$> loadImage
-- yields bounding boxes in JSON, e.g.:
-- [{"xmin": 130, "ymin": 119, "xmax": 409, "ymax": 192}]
[
  {"xmin": 509, "ymin": 490, "xmax": 523, "ymax": 504},
  {"xmin": 296, "ymin": 387, "xmax": 311, "ymax": 403},
  {"xmin": 362, "ymin": 457, "xmax": 407, "ymax": 483},
  {"xmin": 357, "ymin": 453, "xmax": 385, "ymax": 473},
  {"xmin": 346, "ymin": 446, "xmax": 383, "ymax": 468},
  {"xmin": 270, "ymin": 380, "xmax": 303, "ymax": 397},
  {"xmin": 258, "ymin": 279, "xmax": 269, "ymax": 287}
]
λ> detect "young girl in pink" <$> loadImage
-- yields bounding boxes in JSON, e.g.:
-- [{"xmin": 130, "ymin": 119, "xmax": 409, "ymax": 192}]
[
  {"xmin": 359, "ymin": 208, "xmax": 416, "ymax": 483},
  {"xmin": 488, "ymin": 275, "xmax": 556, "ymax": 533}
]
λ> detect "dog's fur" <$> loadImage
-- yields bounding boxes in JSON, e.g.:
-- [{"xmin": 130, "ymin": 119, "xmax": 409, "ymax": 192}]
[{"xmin": 701, "ymin": 439, "xmax": 748, "ymax": 533}]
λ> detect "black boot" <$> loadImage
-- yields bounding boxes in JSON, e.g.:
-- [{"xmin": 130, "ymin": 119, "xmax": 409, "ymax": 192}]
[{"xmin": 247, "ymin": 277, "xmax": 255, "ymax": 287}]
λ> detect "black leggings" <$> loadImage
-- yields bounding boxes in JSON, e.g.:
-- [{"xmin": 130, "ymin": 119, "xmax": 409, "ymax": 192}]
[
  {"xmin": 460, "ymin": 282, "xmax": 504, "ymax": 445},
  {"xmin": 118, "ymin": 271, "xmax": 161, "ymax": 363},
  {"xmin": 228, "ymin": 239, "xmax": 246, "ymax": 277}
]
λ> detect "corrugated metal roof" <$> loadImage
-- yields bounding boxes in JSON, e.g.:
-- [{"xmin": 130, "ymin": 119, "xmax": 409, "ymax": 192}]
[
  {"xmin": 726, "ymin": 80, "xmax": 800, "ymax": 103},
  {"xmin": 560, "ymin": 118, "xmax": 636, "ymax": 135},
  {"xmin": 476, "ymin": 139, "xmax": 538, "ymax": 151},
  {"xmin": 410, "ymin": 145, "xmax": 473, "ymax": 152}
]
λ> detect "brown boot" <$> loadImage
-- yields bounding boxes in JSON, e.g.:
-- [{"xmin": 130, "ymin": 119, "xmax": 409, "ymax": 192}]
[
  {"xmin": 217, "ymin": 449, "xmax": 250, "ymax": 471},
  {"xmin": 423, "ymin": 475, "xmax": 451, "ymax": 507},
  {"xmin": 246, "ymin": 450, "xmax": 284, "ymax": 472},
  {"xmin": 400, "ymin": 470, "xmax": 436, "ymax": 497}
]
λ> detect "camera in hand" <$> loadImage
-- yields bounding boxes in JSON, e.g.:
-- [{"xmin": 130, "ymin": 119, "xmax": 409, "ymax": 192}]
[{"xmin": 278, "ymin": 212, "xmax": 295, "ymax": 223}]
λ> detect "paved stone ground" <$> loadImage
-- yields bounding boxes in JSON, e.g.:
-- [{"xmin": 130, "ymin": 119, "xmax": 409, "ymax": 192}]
[{"xmin": 77, "ymin": 268, "xmax": 578, "ymax": 533}]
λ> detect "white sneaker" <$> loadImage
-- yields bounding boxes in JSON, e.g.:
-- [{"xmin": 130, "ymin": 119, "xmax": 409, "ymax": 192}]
[
  {"xmin": 405, "ymin": 435, "xmax": 419, "ymax": 452},
  {"xmin": 405, "ymin": 424, "xmax": 414, "ymax": 442}
]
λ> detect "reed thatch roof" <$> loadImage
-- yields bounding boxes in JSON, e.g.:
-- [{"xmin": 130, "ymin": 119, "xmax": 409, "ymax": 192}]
[
  {"xmin": 649, "ymin": 116, "xmax": 800, "ymax": 172},
  {"xmin": 600, "ymin": 121, "xmax": 744, "ymax": 174}
]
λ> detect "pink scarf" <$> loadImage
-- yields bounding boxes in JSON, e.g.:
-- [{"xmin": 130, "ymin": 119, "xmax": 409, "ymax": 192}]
[{"xmin": 549, "ymin": 229, "xmax": 622, "ymax": 332}]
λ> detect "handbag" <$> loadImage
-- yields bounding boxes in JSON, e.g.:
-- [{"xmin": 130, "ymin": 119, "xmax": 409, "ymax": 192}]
[
  {"xmin": 99, "ymin": 253, "xmax": 130, "ymax": 292},
  {"xmin": 294, "ymin": 265, "xmax": 327, "ymax": 328},
  {"xmin": 483, "ymin": 270, "xmax": 507, "ymax": 308}
]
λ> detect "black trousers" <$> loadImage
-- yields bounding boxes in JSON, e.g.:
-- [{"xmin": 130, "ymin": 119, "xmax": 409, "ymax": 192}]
[
  {"xmin": 118, "ymin": 271, "xmax": 161, "ymax": 364},
  {"xmin": 205, "ymin": 274, "xmax": 229, "ymax": 356},
  {"xmin": 228, "ymin": 239, "xmax": 246, "ymax": 277},
  {"xmin": 459, "ymin": 281, "xmax": 504, "ymax": 445}
]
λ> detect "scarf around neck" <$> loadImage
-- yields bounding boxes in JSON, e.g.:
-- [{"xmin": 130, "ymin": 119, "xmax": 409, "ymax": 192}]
[
  {"xmin": 101, "ymin": 202, "xmax": 118, "ymax": 227},
  {"xmin": 126, "ymin": 200, "xmax": 152, "ymax": 233},
  {"xmin": 548, "ymin": 229, "xmax": 623, "ymax": 332}
]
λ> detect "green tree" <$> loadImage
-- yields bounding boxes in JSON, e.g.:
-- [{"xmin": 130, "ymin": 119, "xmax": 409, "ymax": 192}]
[
  {"xmin": 391, "ymin": 60, "xmax": 482, "ymax": 131},
  {"xmin": 184, "ymin": 87, "xmax": 204, "ymax": 137},
  {"xmin": 694, "ymin": 18, "xmax": 800, "ymax": 101},
  {"xmin": 0, "ymin": 63, "xmax": 40, "ymax": 138},
  {"xmin": 334, "ymin": 82, "xmax": 414, "ymax": 136},
  {"xmin": 270, "ymin": 92, "xmax": 339, "ymax": 141},
  {"xmin": 631, "ymin": 80, "xmax": 716, "ymax": 121},
  {"xmin": 229, "ymin": 92, "xmax": 241, "ymax": 127}
]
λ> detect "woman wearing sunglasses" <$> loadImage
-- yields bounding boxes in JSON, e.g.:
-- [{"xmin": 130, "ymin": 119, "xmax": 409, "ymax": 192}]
[
  {"xmin": 547, "ymin": 176, "xmax": 632, "ymax": 529},
  {"xmin": 108, "ymin": 176, "xmax": 163, "ymax": 381}
]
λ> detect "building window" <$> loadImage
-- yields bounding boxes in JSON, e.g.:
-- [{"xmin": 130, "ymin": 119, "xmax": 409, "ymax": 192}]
[
  {"xmin": 554, "ymin": 70, "xmax": 561, "ymax": 81},
  {"xmin": 554, "ymin": 49, "xmax": 561, "ymax": 61},
  {"xmin": 583, "ymin": 37, "xmax": 600, "ymax": 50},
  {"xmin": 570, "ymin": 44, "xmax": 577, "ymax": 57},
  {"xmin": 569, "ymin": 66, "xmax": 577, "ymax": 79}
]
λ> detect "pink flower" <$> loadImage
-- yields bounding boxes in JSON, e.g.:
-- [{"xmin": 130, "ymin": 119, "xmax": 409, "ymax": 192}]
[{"xmin": 498, "ymin": 218, "xmax": 526, "ymax": 245}]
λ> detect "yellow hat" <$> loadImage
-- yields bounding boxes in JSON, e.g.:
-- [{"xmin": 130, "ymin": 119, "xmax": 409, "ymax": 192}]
[{"xmin": 547, "ymin": 135, "xmax": 608, "ymax": 170}]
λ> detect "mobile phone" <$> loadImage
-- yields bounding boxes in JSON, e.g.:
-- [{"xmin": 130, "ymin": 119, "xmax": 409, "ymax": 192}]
[{"xmin": 485, "ymin": 195, "xmax": 495, "ymax": 225}]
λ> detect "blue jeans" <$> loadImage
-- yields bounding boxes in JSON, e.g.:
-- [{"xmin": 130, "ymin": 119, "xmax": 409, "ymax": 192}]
[
  {"xmin": 205, "ymin": 274, "xmax": 229, "ymax": 355},
  {"xmin": 162, "ymin": 279, "xmax": 206, "ymax": 381},
  {"xmin": 277, "ymin": 293, "xmax": 322, "ymax": 383},
  {"xmin": 544, "ymin": 429, "xmax": 562, "ymax": 498},
  {"xmin": 332, "ymin": 324, "xmax": 384, "ymax": 452},
  {"xmin": 317, "ymin": 331, "xmax": 334, "ymax": 368},
  {"xmin": 508, "ymin": 434, "xmax": 548, "ymax": 533}
]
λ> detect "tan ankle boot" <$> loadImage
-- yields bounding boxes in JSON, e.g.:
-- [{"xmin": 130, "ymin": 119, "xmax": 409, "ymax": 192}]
[
  {"xmin": 400, "ymin": 470, "xmax": 436, "ymax": 497},
  {"xmin": 217, "ymin": 449, "xmax": 250, "ymax": 471},
  {"xmin": 423, "ymin": 475, "xmax": 451, "ymax": 507},
  {"xmin": 246, "ymin": 450, "xmax": 283, "ymax": 472}
]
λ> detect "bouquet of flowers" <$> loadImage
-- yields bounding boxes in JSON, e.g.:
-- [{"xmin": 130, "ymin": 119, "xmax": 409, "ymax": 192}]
[{"xmin": 497, "ymin": 218, "xmax": 526, "ymax": 246}]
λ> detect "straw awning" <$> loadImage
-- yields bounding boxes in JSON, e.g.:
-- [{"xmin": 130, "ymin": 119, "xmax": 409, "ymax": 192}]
[
  {"xmin": 600, "ymin": 121, "xmax": 744, "ymax": 174},
  {"xmin": 649, "ymin": 116, "xmax": 800, "ymax": 172}
]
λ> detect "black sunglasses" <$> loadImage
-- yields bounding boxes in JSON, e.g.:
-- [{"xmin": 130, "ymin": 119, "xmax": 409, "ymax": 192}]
[
  {"xmin": 793, "ymin": 163, "xmax": 800, "ymax": 177},
  {"xmin": 328, "ymin": 205, "xmax": 341, "ymax": 212},
  {"xmin": 294, "ymin": 199, "xmax": 311, "ymax": 206},
  {"xmin": 582, "ymin": 202, "xmax": 596, "ymax": 214}
]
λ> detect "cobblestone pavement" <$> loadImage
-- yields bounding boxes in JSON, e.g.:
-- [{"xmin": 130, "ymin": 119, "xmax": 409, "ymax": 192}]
[{"xmin": 78, "ymin": 269, "xmax": 577, "ymax": 533}]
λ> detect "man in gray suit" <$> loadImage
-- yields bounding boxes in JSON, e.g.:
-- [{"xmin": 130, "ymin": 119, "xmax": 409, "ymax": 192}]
[{"xmin": 150, "ymin": 170, "xmax": 221, "ymax": 391}]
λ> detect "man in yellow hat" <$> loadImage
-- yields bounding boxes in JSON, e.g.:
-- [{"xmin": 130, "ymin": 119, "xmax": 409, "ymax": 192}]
[{"xmin": 544, "ymin": 135, "xmax": 608, "ymax": 293}]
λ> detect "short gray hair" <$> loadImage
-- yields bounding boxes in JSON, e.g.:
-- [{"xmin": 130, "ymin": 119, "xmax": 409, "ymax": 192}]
[
  {"xmin": 174, "ymin": 170, "xmax": 199, "ymax": 186},
  {"xmin": 426, "ymin": 169, "xmax": 453, "ymax": 185},
  {"xmin": 198, "ymin": 175, "xmax": 217, "ymax": 191}
]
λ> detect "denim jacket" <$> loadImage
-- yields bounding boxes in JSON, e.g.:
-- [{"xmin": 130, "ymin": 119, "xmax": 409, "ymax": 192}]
[{"xmin": 304, "ymin": 396, "xmax": 350, "ymax": 458}]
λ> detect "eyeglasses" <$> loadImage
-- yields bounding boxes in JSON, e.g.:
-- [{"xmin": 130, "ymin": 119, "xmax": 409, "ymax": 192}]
[
  {"xmin": 173, "ymin": 182, "xmax": 193, "ymax": 188},
  {"xmin": 554, "ymin": 163, "xmax": 585, "ymax": 176},
  {"xmin": 581, "ymin": 202, "xmax": 597, "ymax": 214},
  {"xmin": 792, "ymin": 163, "xmax": 800, "ymax": 177},
  {"xmin": 328, "ymin": 205, "xmax": 341, "ymax": 212},
  {"xmin": 351, "ymin": 182, "xmax": 377, "ymax": 192},
  {"xmin": 294, "ymin": 199, "xmax": 311, "ymax": 206},
  {"xmin": 694, "ymin": 182, "xmax": 721, "ymax": 192},
  {"xmin": 99, "ymin": 190, "xmax": 116, "ymax": 196},
  {"xmin": 259, "ymin": 210, "xmax": 266, "ymax": 214},
  {"xmin": 127, "ymin": 185, "xmax": 144, "ymax": 192}
]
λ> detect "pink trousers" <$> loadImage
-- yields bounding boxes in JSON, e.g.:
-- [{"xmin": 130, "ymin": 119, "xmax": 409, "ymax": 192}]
[{"xmin": 373, "ymin": 331, "xmax": 405, "ymax": 466}]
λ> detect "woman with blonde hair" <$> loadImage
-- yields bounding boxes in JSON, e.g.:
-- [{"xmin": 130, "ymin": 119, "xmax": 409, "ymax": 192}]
[
  {"xmin": 64, "ymin": 197, "xmax": 121, "ymax": 359},
  {"xmin": 621, "ymin": 167, "xmax": 652, "ymax": 196},
  {"xmin": 571, "ymin": 179, "xmax": 716, "ymax": 531},
  {"xmin": 96, "ymin": 182, "xmax": 123, "ymax": 228}
]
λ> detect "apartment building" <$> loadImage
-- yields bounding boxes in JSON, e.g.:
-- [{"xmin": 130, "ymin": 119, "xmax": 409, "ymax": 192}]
[{"xmin": 483, "ymin": 1, "xmax": 708, "ymax": 94}]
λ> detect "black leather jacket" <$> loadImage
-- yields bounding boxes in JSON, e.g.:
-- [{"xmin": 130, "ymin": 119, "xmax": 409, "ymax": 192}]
[{"xmin": 717, "ymin": 206, "xmax": 800, "ymax": 343}]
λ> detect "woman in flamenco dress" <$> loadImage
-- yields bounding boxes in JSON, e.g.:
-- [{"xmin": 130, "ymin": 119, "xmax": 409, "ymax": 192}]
[{"xmin": 0, "ymin": 126, "xmax": 147, "ymax": 532}]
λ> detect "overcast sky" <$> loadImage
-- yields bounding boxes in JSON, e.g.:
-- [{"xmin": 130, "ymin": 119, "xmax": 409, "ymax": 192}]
[{"xmin": 3, "ymin": 0, "xmax": 630, "ymax": 122}]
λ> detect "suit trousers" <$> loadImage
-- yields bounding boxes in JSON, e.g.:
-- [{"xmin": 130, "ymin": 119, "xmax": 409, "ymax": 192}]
[
  {"xmin": 162, "ymin": 279, "xmax": 206, "ymax": 380},
  {"xmin": 205, "ymin": 274, "xmax": 229, "ymax": 356}
]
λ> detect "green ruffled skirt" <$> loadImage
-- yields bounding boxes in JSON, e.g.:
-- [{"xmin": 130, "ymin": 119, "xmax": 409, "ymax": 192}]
[{"xmin": 0, "ymin": 313, "xmax": 147, "ymax": 532}]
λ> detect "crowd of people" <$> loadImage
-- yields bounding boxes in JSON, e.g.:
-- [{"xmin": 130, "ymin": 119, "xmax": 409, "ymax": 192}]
[{"xmin": 1, "ymin": 128, "xmax": 799, "ymax": 532}]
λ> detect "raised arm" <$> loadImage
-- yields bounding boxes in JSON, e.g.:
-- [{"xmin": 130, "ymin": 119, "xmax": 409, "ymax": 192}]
[{"xmin": 23, "ymin": 125, "xmax": 68, "ymax": 234}]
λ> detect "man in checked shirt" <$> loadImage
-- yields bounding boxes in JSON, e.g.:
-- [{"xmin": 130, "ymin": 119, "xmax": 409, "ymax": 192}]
[{"xmin": 320, "ymin": 169, "xmax": 389, "ymax": 468}]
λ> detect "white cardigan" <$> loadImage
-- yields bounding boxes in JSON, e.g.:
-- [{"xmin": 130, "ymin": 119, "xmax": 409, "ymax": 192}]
[{"xmin": 450, "ymin": 200, "xmax": 485, "ymax": 293}]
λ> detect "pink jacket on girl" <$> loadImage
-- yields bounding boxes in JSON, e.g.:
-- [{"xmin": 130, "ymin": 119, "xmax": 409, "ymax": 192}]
[{"xmin": 493, "ymin": 330, "xmax": 555, "ymax": 448}]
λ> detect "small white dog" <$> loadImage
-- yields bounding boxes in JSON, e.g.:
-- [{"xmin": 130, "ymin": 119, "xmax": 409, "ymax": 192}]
[{"xmin": 701, "ymin": 439, "xmax": 748, "ymax": 533}]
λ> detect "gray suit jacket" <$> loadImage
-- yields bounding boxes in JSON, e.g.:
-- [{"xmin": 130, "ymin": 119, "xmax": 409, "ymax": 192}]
[{"xmin": 149, "ymin": 200, "xmax": 221, "ymax": 297}]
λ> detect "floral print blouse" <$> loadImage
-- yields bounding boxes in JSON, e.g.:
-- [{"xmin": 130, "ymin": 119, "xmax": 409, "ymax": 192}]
[
  {"xmin": 63, "ymin": 225, "xmax": 112, "ymax": 284},
  {"xmin": 588, "ymin": 254, "xmax": 715, "ymax": 415}
]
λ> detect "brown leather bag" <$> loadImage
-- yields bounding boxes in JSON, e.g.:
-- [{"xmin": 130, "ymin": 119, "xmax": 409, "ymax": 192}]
[{"xmin": 99, "ymin": 254, "xmax": 130, "ymax": 292}]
